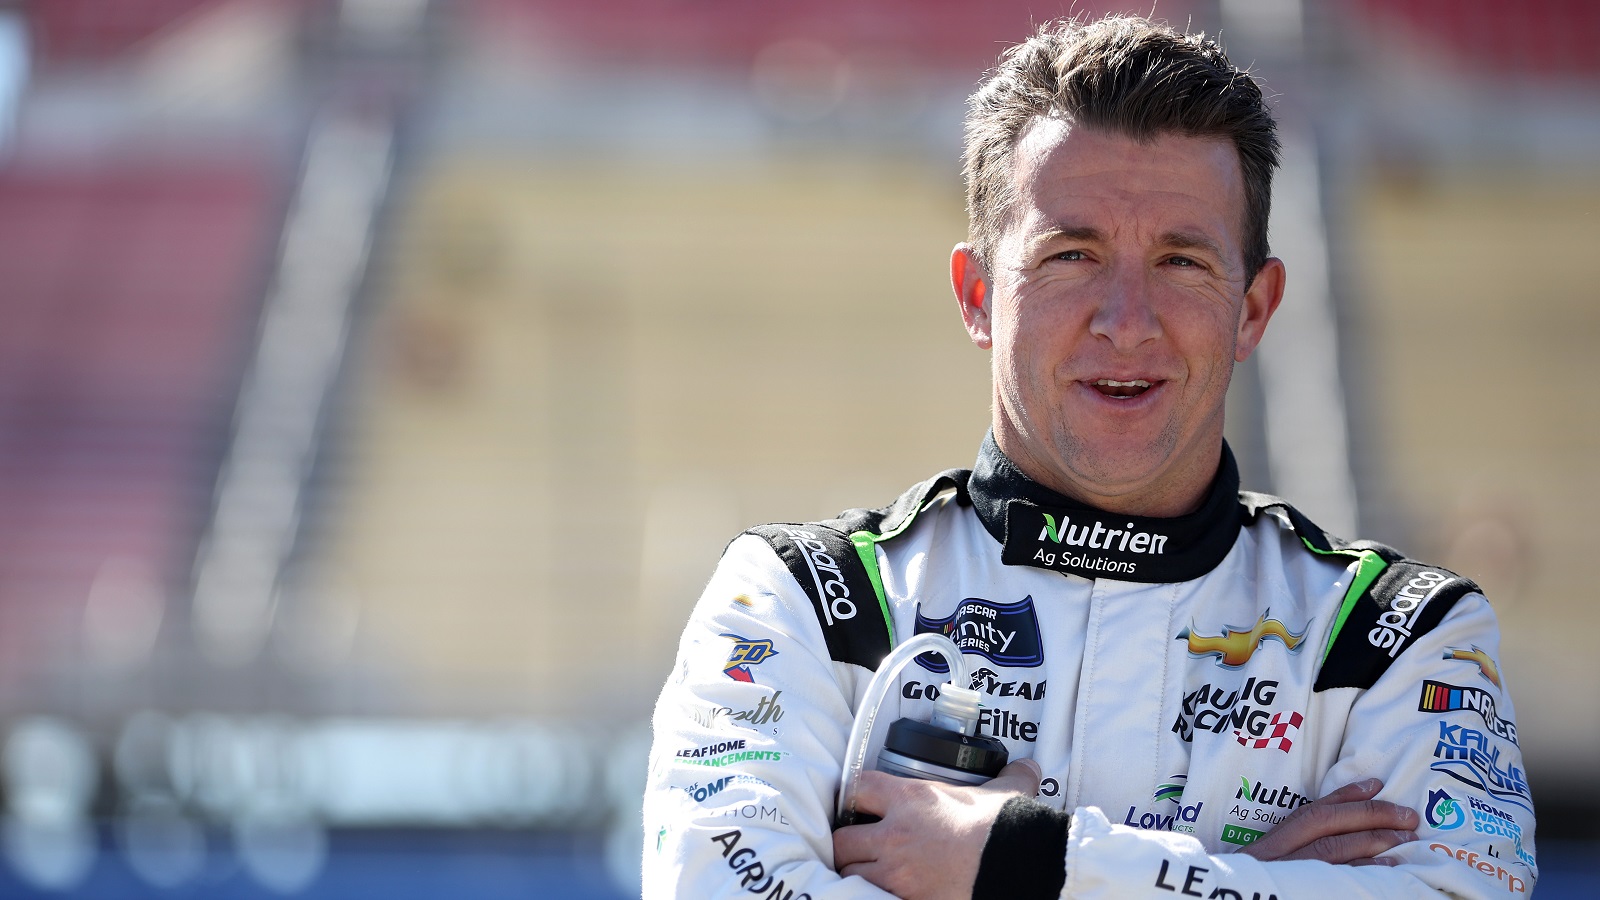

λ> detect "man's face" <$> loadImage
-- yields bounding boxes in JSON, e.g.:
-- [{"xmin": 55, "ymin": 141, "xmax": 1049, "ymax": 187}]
[{"xmin": 953, "ymin": 120, "xmax": 1283, "ymax": 514}]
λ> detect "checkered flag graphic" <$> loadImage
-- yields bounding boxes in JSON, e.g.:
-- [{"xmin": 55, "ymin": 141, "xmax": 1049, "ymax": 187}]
[{"xmin": 1235, "ymin": 711, "xmax": 1304, "ymax": 752}]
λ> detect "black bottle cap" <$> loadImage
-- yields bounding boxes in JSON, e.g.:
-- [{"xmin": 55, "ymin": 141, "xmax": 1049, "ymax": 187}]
[{"xmin": 883, "ymin": 718, "xmax": 1009, "ymax": 777}]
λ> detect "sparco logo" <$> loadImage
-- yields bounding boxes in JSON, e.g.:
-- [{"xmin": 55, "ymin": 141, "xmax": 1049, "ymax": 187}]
[
  {"xmin": 1369, "ymin": 570, "xmax": 1450, "ymax": 657},
  {"xmin": 779, "ymin": 527, "xmax": 855, "ymax": 625},
  {"xmin": 1039, "ymin": 514, "xmax": 1169, "ymax": 555},
  {"xmin": 1171, "ymin": 677, "xmax": 1281, "ymax": 742}
]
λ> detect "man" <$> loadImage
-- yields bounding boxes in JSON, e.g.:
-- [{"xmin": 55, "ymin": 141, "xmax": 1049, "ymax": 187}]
[{"xmin": 643, "ymin": 15, "xmax": 1534, "ymax": 900}]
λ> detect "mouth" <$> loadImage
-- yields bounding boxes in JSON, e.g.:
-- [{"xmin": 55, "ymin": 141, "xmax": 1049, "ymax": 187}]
[{"xmin": 1090, "ymin": 378, "xmax": 1155, "ymax": 399}]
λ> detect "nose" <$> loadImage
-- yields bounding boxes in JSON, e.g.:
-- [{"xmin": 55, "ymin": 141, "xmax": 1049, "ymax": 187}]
[{"xmin": 1088, "ymin": 263, "xmax": 1162, "ymax": 350}]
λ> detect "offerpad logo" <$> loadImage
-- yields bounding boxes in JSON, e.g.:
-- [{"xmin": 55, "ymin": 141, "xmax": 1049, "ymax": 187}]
[
  {"xmin": 1177, "ymin": 611, "xmax": 1308, "ymax": 668},
  {"xmin": 1428, "ymin": 843, "xmax": 1529, "ymax": 894},
  {"xmin": 914, "ymin": 596, "xmax": 1044, "ymax": 671}
]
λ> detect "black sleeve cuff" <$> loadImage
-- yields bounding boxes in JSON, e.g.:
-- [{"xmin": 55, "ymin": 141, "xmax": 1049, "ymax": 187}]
[{"xmin": 972, "ymin": 796, "xmax": 1070, "ymax": 900}]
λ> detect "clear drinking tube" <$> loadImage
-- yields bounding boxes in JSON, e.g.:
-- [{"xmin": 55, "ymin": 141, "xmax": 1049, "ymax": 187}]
[{"xmin": 835, "ymin": 632, "xmax": 970, "ymax": 825}]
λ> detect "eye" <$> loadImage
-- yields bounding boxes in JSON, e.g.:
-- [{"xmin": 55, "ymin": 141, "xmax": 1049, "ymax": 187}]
[
  {"xmin": 1053, "ymin": 250, "xmax": 1087, "ymax": 262},
  {"xmin": 1166, "ymin": 255, "xmax": 1199, "ymax": 268}
]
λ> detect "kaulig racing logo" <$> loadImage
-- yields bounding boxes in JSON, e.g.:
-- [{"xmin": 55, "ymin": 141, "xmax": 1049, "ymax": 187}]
[
  {"xmin": 914, "ymin": 596, "xmax": 1044, "ymax": 671},
  {"xmin": 1171, "ymin": 677, "xmax": 1287, "ymax": 743}
]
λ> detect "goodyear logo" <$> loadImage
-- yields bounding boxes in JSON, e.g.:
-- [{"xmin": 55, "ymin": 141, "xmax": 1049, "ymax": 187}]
[
  {"xmin": 1177, "ymin": 611, "xmax": 1309, "ymax": 668},
  {"xmin": 722, "ymin": 634, "xmax": 778, "ymax": 683}
]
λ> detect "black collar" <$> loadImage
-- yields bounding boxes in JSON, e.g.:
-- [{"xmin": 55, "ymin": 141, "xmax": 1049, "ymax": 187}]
[{"xmin": 968, "ymin": 433, "xmax": 1243, "ymax": 583}]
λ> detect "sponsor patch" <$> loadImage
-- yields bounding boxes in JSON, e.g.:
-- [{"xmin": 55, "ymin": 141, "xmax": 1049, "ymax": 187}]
[
  {"xmin": 914, "ymin": 596, "xmax": 1044, "ymax": 671},
  {"xmin": 681, "ymin": 774, "xmax": 774, "ymax": 804},
  {"xmin": 1443, "ymin": 646, "xmax": 1503, "ymax": 689},
  {"xmin": 677, "ymin": 739, "xmax": 747, "ymax": 759},
  {"xmin": 1154, "ymin": 775, "xmax": 1187, "ymax": 804},
  {"xmin": 1177, "ymin": 611, "xmax": 1308, "ymax": 668},
  {"xmin": 1431, "ymin": 721, "xmax": 1531, "ymax": 812},
  {"xmin": 709, "ymin": 829, "xmax": 811, "ymax": 898},
  {"xmin": 1426, "ymin": 787, "xmax": 1466, "ymax": 830},
  {"xmin": 1220, "ymin": 824, "xmax": 1264, "ymax": 846},
  {"xmin": 1368, "ymin": 570, "xmax": 1452, "ymax": 657},
  {"xmin": 1428, "ymin": 843, "xmax": 1529, "ymax": 893},
  {"xmin": 1228, "ymin": 776, "xmax": 1310, "ymax": 828},
  {"xmin": 1171, "ymin": 677, "xmax": 1286, "ymax": 743},
  {"xmin": 1154, "ymin": 859, "xmax": 1265, "ymax": 897},
  {"xmin": 1235, "ymin": 710, "xmax": 1303, "ymax": 752},
  {"xmin": 1419, "ymin": 680, "xmax": 1517, "ymax": 744},
  {"xmin": 722, "ymin": 634, "xmax": 778, "ymax": 683},
  {"xmin": 1123, "ymin": 800, "xmax": 1203, "ymax": 834},
  {"xmin": 690, "ymin": 691, "xmax": 785, "ymax": 732},
  {"xmin": 683, "ymin": 749, "xmax": 784, "ymax": 768}
]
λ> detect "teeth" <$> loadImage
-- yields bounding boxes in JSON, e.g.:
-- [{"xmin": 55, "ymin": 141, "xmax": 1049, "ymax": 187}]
[{"xmin": 1095, "ymin": 379, "xmax": 1152, "ymax": 388}]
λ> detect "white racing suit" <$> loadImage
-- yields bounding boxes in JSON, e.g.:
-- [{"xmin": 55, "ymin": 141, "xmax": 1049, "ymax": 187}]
[{"xmin": 643, "ymin": 436, "xmax": 1535, "ymax": 898}]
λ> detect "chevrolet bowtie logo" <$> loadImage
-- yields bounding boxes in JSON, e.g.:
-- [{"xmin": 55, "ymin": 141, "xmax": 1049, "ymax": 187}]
[
  {"xmin": 1178, "ymin": 612, "xmax": 1308, "ymax": 668},
  {"xmin": 1443, "ymin": 645, "xmax": 1502, "ymax": 688}
]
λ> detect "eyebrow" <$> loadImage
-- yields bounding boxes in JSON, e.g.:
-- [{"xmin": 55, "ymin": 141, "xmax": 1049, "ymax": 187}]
[
  {"xmin": 1028, "ymin": 224, "xmax": 1228, "ymax": 261},
  {"xmin": 1023, "ymin": 224, "xmax": 1105, "ymax": 257},
  {"xmin": 1160, "ymin": 230, "xmax": 1227, "ymax": 260}
]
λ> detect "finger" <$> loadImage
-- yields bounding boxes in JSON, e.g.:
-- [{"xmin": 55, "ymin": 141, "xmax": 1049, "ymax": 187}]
[
  {"xmin": 987, "ymin": 758, "xmax": 1043, "ymax": 796},
  {"xmin": 1245, "ymin": 799, "xmax": 1418, "ymax": 862},
  {"xmin": 1284, "ymin": 829, "xmax": 1418, "ymax": 865},
  {"xmin": 850, "ymin": 769, "xmax": 907, "ymax": 818},
  {"xmin": 1348, "ymin": 857, "xmax": 1400, "ymax": 868},
  {"xmin": 832, "ymin": 822, "xmax": 878, "ymax": 869}
]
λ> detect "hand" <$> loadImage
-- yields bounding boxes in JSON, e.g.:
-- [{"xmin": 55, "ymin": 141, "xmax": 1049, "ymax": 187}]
[
  {"xmin": 1242, "ymin": 779, "xmax": 1419, "ymax": 866},
  {"xmin": 833, "ymin": 759, "xmax": 1043, "ymax": 900}
]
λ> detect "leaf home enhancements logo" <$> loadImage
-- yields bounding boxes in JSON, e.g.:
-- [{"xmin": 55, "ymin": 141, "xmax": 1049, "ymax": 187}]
[{"xmin": 1177, "ymin": 612, "xmax": 1308, "ymax": 668}]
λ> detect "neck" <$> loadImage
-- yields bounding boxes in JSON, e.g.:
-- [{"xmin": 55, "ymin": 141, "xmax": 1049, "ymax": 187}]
[{"xmin": 993, "ymin": 430, "xmax": 1223, "ymax": 519}]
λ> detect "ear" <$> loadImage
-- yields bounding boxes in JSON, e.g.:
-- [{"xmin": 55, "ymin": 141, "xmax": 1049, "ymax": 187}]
[
  {"xmin": 952, "ymin": 243, "xmax": 993, "ymax": 350},
  {"xmin": 1234, "ymin": 257, "xmax": 1285, "ymax": 362}
]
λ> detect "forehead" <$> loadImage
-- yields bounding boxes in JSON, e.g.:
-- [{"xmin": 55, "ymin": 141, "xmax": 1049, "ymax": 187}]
[{"xmin": 1007, "ymin": 118, "xmax": 1246, "ymax": 251}]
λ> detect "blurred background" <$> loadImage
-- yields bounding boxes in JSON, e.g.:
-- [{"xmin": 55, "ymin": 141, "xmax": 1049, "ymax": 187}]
[{"xmin": 0, "ymin": 0, "xmax": 1594, "ymax": 896}]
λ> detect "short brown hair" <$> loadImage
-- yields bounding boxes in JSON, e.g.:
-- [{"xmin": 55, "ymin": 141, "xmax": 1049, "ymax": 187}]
[{"xmin": 963, "ymin": 15, "xmax": 1280, "ymax": 280}]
